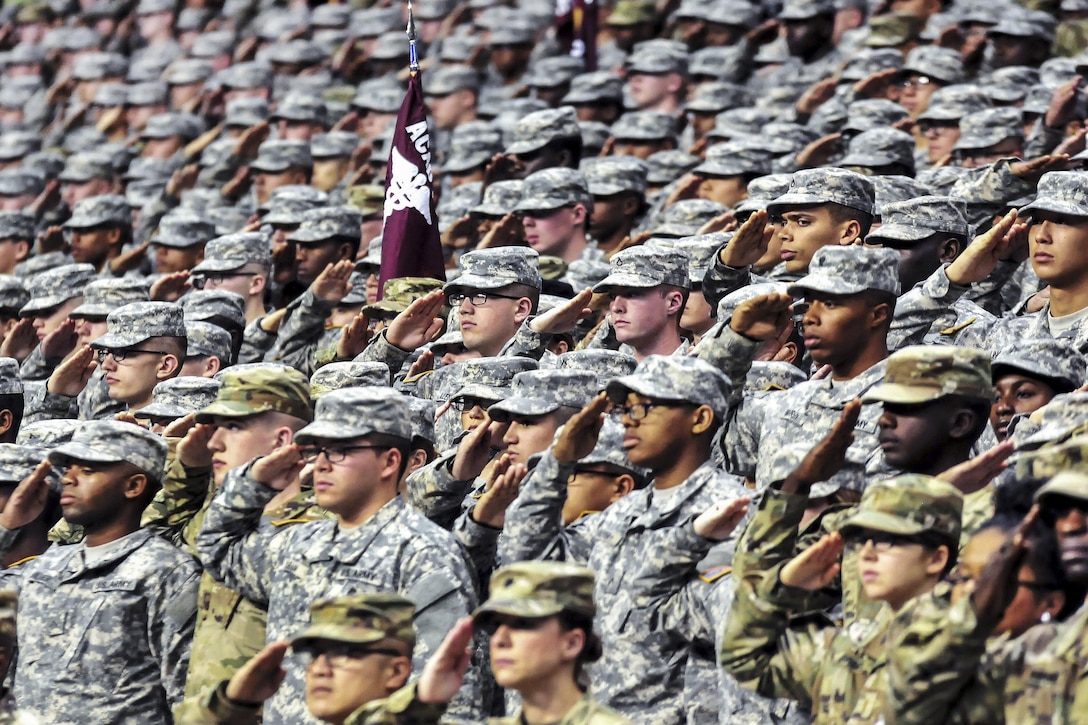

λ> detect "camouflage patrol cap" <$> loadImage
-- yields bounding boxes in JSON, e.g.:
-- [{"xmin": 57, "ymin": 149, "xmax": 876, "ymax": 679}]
[
  {"xmin": 1020, "ymin": 171, "xmax": 1088, "ymax": 218},
  {"xmin": 310, "ymin": 132, "xmax": 358, "ymax": 160},
  {"xmin": 694, "ymin": 141, "xmax": 772, "ymax": 178},
  {"xmin": 607, "ymin": 354, "xmax": 731, "ymax": 419},
  {"xmin": 197, "ymin": 365, "xmax": 312, "ymax": 422},
  {"xmin": 263, "ymin": 185, "xmax": 329, "ymax": 222},
  {"xmin": 70, "ymin": 278, "xmax": 150, "ymax": 318},
  {"xmin": 0, "ymin": 212, "xmax": 36, "ymax": 242},
  {"xmin": 57, "ymin": 152, "xmax": 114, "ymax": 184},
  {"xmin": 734, "ymin": 173, "xmax": 794, "ymax": 216},
  {"xmin": 351, "ymin": 81, "xmax": 404, "ymax": 114},
  {"xmin": 506, "ymin": 107, "xmax": 581, "ymax": 156},
  {"xmin": 577, "ymin": 416, "xmax": 649, "ymax": 483},
  {"xmin": 867, "ymin": 196, "xmax": 969, "ymax": 243},
  {"xmin": 192, "ymin": 232, "xmax": 272, "ymax": 274},
  {"xmin": 841, "ymin": 100, "xmax": 911, "ymax": 134},
  {"xmin": 475, "ymin": 561, "xmax": 596, "ymax": 621},
  {"xmin": 404, "ymin": 396, "xmax": 436, "ymax": 447},
  {"xmin": 986, "ymin": 66, "xmax": 1039, "ymax": 104},
  {"xmin": 164, "ymin": 58, "xmax": 214, "ymax": 86},
  {"xmin": 295, "ymin": 386, "xmax": 412, "ymax": 442},
  {"xmin": 562, "ymin": 71, "xmax": 624, "ymax": 105},
  {"xmin": 344, "ymin": 184, "xmax": 386, "ymax": 217},
  {"xmin": 354, "ymin": 237, "xmax": 382, "ymax": 274},
  {"xmin": 606, "ymin": 0, "xmax": 656, "ymax": 25},
  {"xmin": 768, "ymin": 168, "xmax": 875, "ymax": 216},
  {"xmin": 16, "ymin": 252, "xmax": 74, "ymax": 282},
  {"xmin": 686, "ymin": 82, "xmax": 752, "ymax": 115},
  {"xmin": 270, "ymin": 93, "xmax": 326, "ymax": 124},
  {"xmin": 471, "ymin": 180, "xmax": 522, "ymax": 217},
  {"xmin": 71, "ymin": 51, "xmax": 126, "ymax": 81},
  {"xmin": 141, "ymin": 113, "xmax": 204, "ymax": 141},
  {"xmin": 63, "ymin": 194, "xmax": 130, "ymax": 230},
  {"xmin": 594, "ymin": 244, "xmax": 690, "ymax": 292},
  {"xmin": 447, "ymin": 247, "xmax": 540, "ymax": 292},
  {"xmin": 138, "ymin": 377, "xmax": 222, "ymax": 420},
  {"xmin": 645, "ymin": 150, "xmax": 700, "ymax": 185},
  {"xmin": 185, "ymin": 320, "xmax": 233, "ymax": 361},
  {"xmin": 625, "ymin": 39, "xmax": 688, "ymax": 76},
  {"xmin": 837, "ymin": 474, "xmax": 962, "ymax": 542},
  {"xmin": 917, "ymin": 84, "xmax": 992, "ymax": 122},
  {"xmin": 16, "ymin": 419, "xmax": 79, "ymax": 449},
  {"xmin": 870, "ymin": 176, "xmax": 935, "ymax": 218},
  {"xmin": 840, "ymin": 48, "xmax": 904, "ymax": 83},
  {"xmin": 789, "ymin": 246, "xmax": 900, "ymax": 298},
  {"xmin": 20, "ymin": 263, "xmax": 96, "ymax": 315},
  {"xmin": 288, "ymin": 206, "xmax": 361, "ymax": 244},
  {"xmin": 450, "ymin": 357, "xmax": 538, "ymax": 404},
  {"xmin": 865, "ymin": 11, "xmax": 924, "ymax": 47},
  {"xmin": 0, "ymin": 169, "xmax": 43, "ymax": 197},
  {"xmin": 50, "ymin": 420, "xmax": 168, "ymax": 483},
  {"xmin": 610, "ymin": 111, "xmax": 678, "ymax": 142},
  {"xmin": 651, "ymin": 199, "xmax": 729, "ymax": 238},
  {"xmin": 675, "ymin": 233, "xmax": 728, "ymax": 283},
  {"xmin": 218, "ymin": 61, "xmax": 273, "ymax": 91},
  {"xmin": 953, "ymin": 107, "xmax": 1023, "ymax": 152},
  {"xmin": 989, "ymin": 7, "xmax": 1056, "ymax": 41},
  {"xmin": 580, "ymin": 157, "xmax": 647, "ymax": 198},
  {"xmin": 361, "ymin": 277, "xmax": 445, "ymax": 318},
  {"xmin": 1018, "ymin": 393, "xmax": 1088, "ymax": 451},
  {"xmin": 524, "ymin": 56, "xmax": 585, "ymax": 90},
  {"xmin": 513, "ymin": 169, "xmax": 592, "ymax": 214},
  {"xmin": 0, "ymin": 443, "xmax": 53, "ymax": 486},
  {"xmin": 267, "ymin": 40, "xmax": 326, "ymax": 67},
  {"xmin": 251, "ymin": 140, "xmax": 313, "ymax": 173},
  {"xmin": 91, "ymin": 301, "xmax": 186, "ymax": 350},
  {"xmin": 1035, "ymin": 471, "xmax": 1088, "ymax": 506},
  {"xmin": 0, "ymin": 358, "xmax": 20, "ymax": 396},
  {"xmin": 488, "ymin": 369, "xmax": 600, "ymax": 420},
  {"xmin": 992, "ymin": 338, "xmax": 1085, "ymax": 393},
  {"xmin": 182, "ymin": 291, "xmax": 246, "ymax": 330},
  {"xmin": 900, "ymin": 46, "xmax": 965, "ymax": 85},
  {"xmin": 224, "ymin": 97, "xmax": 270, "ymax": 128},
  {"xmin": 310, "ymin": 361, "xmax": 391, "ymax": 398},
  {"xmin": 862, "ymin": 345, "xmax": 991, "ymax": 405},
  {"xmin": 444, "ymin": 122, "xmax": 504, "ymax": 174},
  {"xmin": 292, "ymin": 593, "xmax": 416, "ymax": 649},
  {"xmin": 0, "ymin": 132, "xmax": 40, "ymax": 163},
  {"xmin": 0, "ymin": 277, "xmax": 29, "ymax": 313},
  {"xmin": 778, "ymin": 0, "xmax": 836, "ymax": 20},
  {"xmin": 152, "ymin": 211, "xmax": 216, "ymax": 249},
  {"xmin": 555, "ymin": 349, "xmax": 638, "ymax": 385}
]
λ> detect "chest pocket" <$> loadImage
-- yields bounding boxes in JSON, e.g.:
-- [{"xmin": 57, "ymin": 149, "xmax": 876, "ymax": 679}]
[{"xmin": 60, "ymin": 579, "xmax": 144, "ymax": 677}]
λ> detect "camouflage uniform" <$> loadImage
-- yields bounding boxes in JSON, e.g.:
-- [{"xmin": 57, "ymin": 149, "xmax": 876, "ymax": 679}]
[
  {"xmin": 0, "ymin": 422, "xmax": 200, "ymax": 724},
  {"xmin": 196, "ymin": 387, "xmax": 483, "ymax": 724},
  {"xmin": 137, "ymin": 376, "xmax": 220, "ymax": 422},
  {"xmin": 500, "ymin": 356, "xmax": 750, "ymax": 723},
  {"xmin": 721, "ymin": 475, "xmax": 963, "ymax": 724}
]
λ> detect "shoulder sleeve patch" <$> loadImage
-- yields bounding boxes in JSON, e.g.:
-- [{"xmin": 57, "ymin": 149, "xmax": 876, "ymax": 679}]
[{"xmin": 698, "ymin": 565, "xmax": 732, "ymax": 584}]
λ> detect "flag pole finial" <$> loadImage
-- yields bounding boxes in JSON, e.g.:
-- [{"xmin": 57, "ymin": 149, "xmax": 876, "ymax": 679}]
[{"xmin": 406, "ymin": 0, "xmax": 419, "ymax": 73}]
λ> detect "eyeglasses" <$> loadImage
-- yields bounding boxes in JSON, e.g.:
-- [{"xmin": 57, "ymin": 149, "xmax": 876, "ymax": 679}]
[
  {"xmin": 299, "ymin": 444, "xmax": 387, "ymax": 464},
  {"xmin": 95, "ymin": 348, "xmax": 168, "ymax": 363},
  {"xmin": 446, "ymin": 291, "xmax": 522, "ymax": 307},
  {"xmin": 609, "ymin": 401, "xmax": 677, "ymax": 421},
  {"xmin": 292, "ymin": 643, "xmax": 404, "ymax": 668},
  {"xmin": 843, "ymin": 530, "xmax": 924, "ymax": 553},
  {"xmin": 899, "ymin": 75, "xmax": 934, "ymax": 89},
  {"xmin": 916, "ymin": 119, "xmax": 959, "ymax": 135},
  {"xmin": 192, "ymin": 272, "xmax": 257, "ymax": 290},
  {"xmin": 477, "ymin": 616, "xmax": 551, "ymax": 636},
  {"xmin": 449, "ymin": 396, "xmax": 498, "ymax": 412},
  {"xmin": 568, "ymin": 468, "xmax": 620, "ymax": 484}
]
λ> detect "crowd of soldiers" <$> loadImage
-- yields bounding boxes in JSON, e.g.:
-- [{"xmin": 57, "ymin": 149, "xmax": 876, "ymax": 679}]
[{"xmin": 0, "ymin": 0, "xmax": 1087, "ymax": 723}]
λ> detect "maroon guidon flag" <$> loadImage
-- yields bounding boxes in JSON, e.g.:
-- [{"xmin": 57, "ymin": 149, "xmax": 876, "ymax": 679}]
[
  {"xmin": 555, "ymin": 0, "xmax": 598, "ymax": 71},
  {"xmin": 378, "ymin": 3, "xmax": 445, "ymax": 299}
]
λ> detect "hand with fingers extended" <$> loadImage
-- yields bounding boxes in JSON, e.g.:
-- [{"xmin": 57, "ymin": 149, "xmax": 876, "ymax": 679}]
[
  {"xmin": 852, "ymin": 68, "xmax": 899, "ymax": 100},
  {"xmin": 1, "ymin": 318, "xmax": 38, "ymax": 362},
  {"xmin": 40, "ymin": 319, "xmax": 79, "ymax": 360},
  {"xmin": 781, "ymin": 399, "xmax": 862, "ymax": 496},
  {"xmin": 37, "ymin": 225, "xmax": 67, "ymax": 255},
  {"xmin": 696, "ymin": 210, "xmax": 738, "ymax": 235},
  {"xmin": 337, "ymin": 312, "xmax": 375, "ymax": 360},
  {"xmin": 730, "ymin": 292, "xmax": 793, "ymax": 342},
  {"xmin": 472, "ymin": 455, "xmax": 527, "ymax": 528},
  {"xmin": 386, "ymin": 290, "xmax": 445, "ymax": 351},
  {"xmin": 780, "ymin": 533, "xmax": 845, "ymax": 590},
  {"xmin": 477, "ymin": 213, "xmax": 525, "ymax": 249},
  {"xmin": 796, "ymin": 77, "xmax": 838, "ymax": 116},
  {"xmin": 150, "ymin": 271, "xmax": 192, "ymax": 302},
  {"xmin": 251, "ymin": 444, "xmax": 305, "ymax": 491},
  {"xmin": 937, "ymin": 441, "xmax": 1014, "ymax": 494},
  {"xmin": 405, "ymin": 350, "xmax": 435, "ymax": 379},
  {"xmin": 166, "ymin": 164, "xmax": 200, "ymax": 198},
  {"xmin": 1010, "ymin": 154, "xmax": 1072, "ymax": 185},
  {"xmin": 418, "ymin": 617, "xmax": 474, "ymax": 705},
  {"xmin": 665, "ymin": 174, "xmax": 704, "ymax": 206},
  {"xmin": 0, "ymin": 462, "xmax": 54, "ymax": 530},
  {"xmin": 234, "ymin": 121, "xmax": 271, "ymax": 159},
  {"xmin": 28, "ymin": 179, "xmax": 61, "ymax": 217},
  {"xmin": 109, "ymin": 242, "xmax": 150, "ymax": 275},
  {"xmin": 531, "ymin": 288, "xmax": 593, "ymax": 335},
  {"xmin": 796, "ymin": 133, "xmax": 843, "ymax": 169},
  {"xmin": 972, "ymin": 506, "xmax": 1040, "ymax": 628},
  {"xmin": 222, "ymin": 167, "xmax": 254, "ymax": 201},
  {"xmin": 312, "ymin": 259, "xmax": 356, "ymax": 303},
  {"xmin": 46, "ymin": 345, "xmax": 97, "ymax": 397},
  {"xmin": 451, "ymin": 416, "xmax": 499, "ymax": 482},
  {"xmin": 225, "ymin": 642, "xmax": 289, "ymax": 707},
  {"xmin": 483, "ymin": 153, "xmax": 524, "ymax": 186},
  {"xmin": 1045, "ymin": 76, "xmax": 1082, "ymax": 130},
  {"xmin": 163, "ymin": 413, "xmax": 199, "ymax": 440},
  {"xmin": 694, "ymin": 497, "xmax": 753, "ymax": 541},
  {"xmin": 177, "ymin": 419, "xmax": 216, "ymax": 469},
  {"xmin": 553, "ymin": 393, "xmax": 609, "ymax": 463},
  {"xmin": 718, "ymin": 210, "xmax": 772, "ymax": 268},
  {"xmin": 947, "ymin": 210, "xmax": 1024, "ymax": 285}
]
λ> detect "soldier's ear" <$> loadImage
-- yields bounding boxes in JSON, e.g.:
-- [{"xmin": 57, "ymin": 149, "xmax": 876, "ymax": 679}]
[
  {"xmin": 123, "ymin": 472, "xmax": 150, "ymax": 500},
  {"xmin": 690, "ymin": 405, "xmax": 716, "ymax": 435},
  {"xmin": 937, "ymin": 236, "xmax": 963, "ymax": 265},
  {"xmin": 611, "ymin": 473, "xmax": 636, "ymax": 500}
]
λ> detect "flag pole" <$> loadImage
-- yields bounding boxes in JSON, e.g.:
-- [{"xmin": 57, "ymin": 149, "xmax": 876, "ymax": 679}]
[{"xmin": 406, "ymin": 0, "xmax": 419, "ymax": 74}]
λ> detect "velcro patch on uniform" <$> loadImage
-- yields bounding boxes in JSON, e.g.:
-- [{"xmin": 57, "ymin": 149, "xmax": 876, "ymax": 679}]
[
  {"xmin": 270, "ymin": 517, "xmax": 313, "ymax": 527},
  {"xmin": 92, "ymin": 579, "xmax": 139, "ymax": 593},
  {"xmin": 939, "ymin": 317, "xmax": 977, "ymax": 335},
  {"xmin": 166, "ymin": 590, "xmax": 199, "ymax": 626},
  {"xmin": 402, "ymin": 370, "xmax": 435, "ymax": 385},
  {"xmin": 698, "ymin": 566, "xmax": 732, "ymax": 583}
]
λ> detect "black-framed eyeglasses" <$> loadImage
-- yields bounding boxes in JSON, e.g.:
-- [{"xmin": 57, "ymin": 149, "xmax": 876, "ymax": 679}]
[
  {"xmin": 192, "ymin": 272, "xmax": 258, "ymax": 290},
  {"xmin": 95, "ymin": 348, "xmax": 168, "ymax": 363},
  {"xmin": 449, "ymin": 396, "xmax": 499, "ymax": 412},
  {"xmin": 898, "ymin": 75, "xmax": 934, "ymax": 89},
  {"xmin": 292, "ymin": 642, "xmax": 404, "ymax": 668},
  {"xmin": 842, "ymin": 530, "xmax": 924, "ymax": 553},
  {"xmin": 299, "ymin": 444, "xmax": 388, "ymax": 464},
  {"xmin": 446, "ymin": 291, "xmax": 522, "ymax": 307},
  {"xmin": 609, "ymin": 401, "xmax": 679, "ymax": 422}
]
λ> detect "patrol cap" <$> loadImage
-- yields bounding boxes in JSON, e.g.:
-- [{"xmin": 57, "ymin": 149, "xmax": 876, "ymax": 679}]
[
  {"xmin": 580, "ymin": 157, "xmax": 647, "ymax": 197},
  {"xmin": 836, "ymin": 474, "xmax": 962, "ymax": 542},
  {"xmin": 474, "ymin": 562, "xmax": 596, "ymax": 622},
  {"xmin": 841, "ymin": 100, "xmax": 911, "ymax": 135},
  {"xmin": 866, "ymin": 11, "xmax": 924, "ymax": 47},
  {"xmin": 449, "ymin": 357, "xmax": 538, "ymax": 403},
  {"xmin": 840, "ymin": 48, "xmax": 904, "ymax": 83},
  {"xmin": 344, "ymin": 184, "xmax": 387, "ymax": 217},
  {"xmin": 789, "ymin": 246, "xmax": 900, "ymax": 298},
  {"xmin": 513, "ymin": 169, "xmax": 592, "ymax": 214},
  {"xmin": 577, "ymin": 416, "xmax": 648, "ymax": 483},
  {"xmin": 294, "ymin": 386, "xmax": 412, "ymax": 443},
  {"xmin": 686, "ymin": 82, "xmax": 752, "ymax": 115},
  {"xmin": 610, "ymin": 111, "xmax": 678, "ymax": 142},
  {"xmin": 351, "ymin": 82, "xmax": 404, "ymax": 114},
  {"xmin": 288, "ymin": 207, "xmax": 361, "ymax": 244},
  {"xmin": 768, "ymin": 168, "xmax": 875, "ymax": 216},
  {"xmin": 164, "ymin": 58, "xmax": 213, "ymax": 86},
  {"xmin": 0, "ymin": 443, "xmax": 51, "ymax": 486},
  {"xmin": 606, "ymin": 0, "xmax": 656, "ymax": 25},
  {"xmin": 224, "ymin": 97, "xmax": 270, "ymax": 128},
  {"xmin": 270, "ymin": 93, "xmax": 326, "ymax": 124},
  {"xmin": 524, "ymin": 56, "xmax": 584, "ymax": 90},
  {"xmin": 1035, "ymin": 471, "xmax": 1088, "ymax": 507},
  {"xmin": 594, "ymin": 244, "xmax": 689, "ymax": 292},
  {"xmin": 310, "ymin": 362, "xmax": 391, "ymax": 398},
  {"xmin": 917, "ymin": 84, "xmax": 992, "ymax": 122},
  {"xmin": 555, "ymin": 350, "xmax": 638, "ymax": 385},
  {"xmin": 70, "ymin": 278, "xmax": 150, "ymax": 318},
  {"xmin": 311, "ymin": 131, "xmax": 358, "ymax": 160},
  {"xmin": 185, "ymin": 320, "xmax": 233, "ymax": 361},
  {"xmin": 471, "ymin": 180, "xmax": 522, "ymax": 217},
  {"xmin": 607, "ymin": 354, "xmax": 731, "ymax": 419},
  {"xmin": 292, "ymin": 594, "xmax": 416, "ymax": 649},
  {"xmin": 900, "ymin": 46, "xmax": 965, "ymax": 85},
  {"xmin": 136, "ymin": 0, "xmax": 173, "ymax": 14},
  {"xmin": 0, "ymin": 357, "xmax": 20, "ymax": 396},
  {"xmin": 71, "ymin": 51, "xmax": 126, "ymax": 81},
  {"xmin": 488, "ymin": 14, "xmax": 538, "ymax": 45},
  {"xmin": 991, "ymin": 338, "xmax": 1085, "ymax": 393},
  {"xmin": 0, "ymin": 169, "xmax": 43, "ymax": 197},
  {"xmin": 20, "ymin": 263, "xmax": 96, "ymax": 315},
  {"xmin": 138, "ymin": 377, "xmax": 222, "ymax": 420},
  {"xmin": 562, "ymin": 71, "xmax": 624, "ymax": 105},
  {"xmin": 862, "ymin": 346, "xmax": 992, "ymax": 405},
  {"xmin": 91, "ymin": 301, "xmax": 186, "ymax": 350},
  {"xmin": 694, "ymin": 141, "xmax": 772, "ymax": 178},
  {"xmin": 217, "ymin": 61, "xmax": 273, "ymax": 91},
  {"xmin": 181, "ymin": 291, "xmax": 245, "ymax": 331},
  {"xmin": 361, "ymin": 277, "xmax": 445, "ymax": 319},
  {"xmin": 625, "ymin": 39, "xmax": 688, "ymax": 75},
  {"xmin": 152, "ymin": 211, "xmax": 216, "ymax": 249},
  {"xmin": 734, "ymin": 173, "xmax": 794, "ymax": 216},
  {"xmin": 867, "ymin": 196, "xmax": 968, "ymax": 243},
  {"xmin": 650, "ymin": 199, "xmax": 729, "ymax": 238},
  {"xmin": 0, "ymin": 211, "xmax": 36, "ymax": 241},
  {"xmin": 191, "ymin": 232, "xmax": 272, "ymax": 274},
  {"xmin": 266, "ymin": 40, "xmax": 326, "ymax": 67},
  {"xmin": 0, "ymin": 277, "xmax": 29, "ymax": 313},
  {"xmin": 446, "ymin": 247, "xmax": 540, "ymax": 292},
  {"xmin": 197, "ymin": 365, "xmax": 313, "ymax": 422},
  {"xmin": 0, "ymin": 132, "xmax": 40, "ymax": 162},
  {"xmin": 354, "ymin": 237, "xmax": 382, "ymax": 274},
  {"xmin": 986, "ymin": 66, "xmax": 1039, "ymax": 104},
  {"xmin": 675, "ymin": 233, "xmax": 727, "ymax": 283},
  {"xmin": 251, "ymin": 139, "xmax": 312, "ymax": 173},
  {"xmin": 16, "ymin": 419, "xmax": 80, "ymax": 449},
  {"xmin": 1018, "ymin": 393, "xmax": 1088, "ymax": 450},
  {"xmin": 404, "ymin": 396, "xmax": 436, "ymax": 447},
  {"xmin": 778, "ymin": 0, "xmax": 836, "ymax": 20},
  {"xmin": 506, "ymin": 107, "xmax": 581, "ymax": 156},
  {"xmin": 262, "ymin": 185, "xmax": 329, "ymax": 222},
  {"xmin": 645, "ymin": 150, "xmax": 700, "ymax": 185},
  {"xmin": 62, "ymin": 194, "xmax": 130, "ymax": 229},
  {"xmin": 1020, "ymin": 171, "xmax": 1088, "ymax": 218},
  {"xmin": 988, "ymin": 8, "xmax": 1056, "ymax": 42},
  {"xmin": 870, "ymin": 176, "xmax": 935, "ymax": 218},
  {"xmin": 953, "ymin": 107, "xmax": 1023, "ymax": 151},
  {"xmin": 444, "ymin": 122, "xmax": 503, "ymax": 174},
  {"xmin": 487, "ymin": 369, "xmax": 599, "ymax": 421},
  {"xmin": 840, "ymin": 125, "xmax": 917, "ymax": 171},
  {"xmin": 746, "ymin": 361, "xmax": 809, "ymax": 395},
  {"xmin": 50, "ymin": 420, "xmax": 168, "ymax": 483}
]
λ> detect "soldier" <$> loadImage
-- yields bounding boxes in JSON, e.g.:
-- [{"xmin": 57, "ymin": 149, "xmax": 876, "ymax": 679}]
[
  {"xmin": 181, "ymin": 320, "xmax": 234, "ymax": 378},
  {"xmin": 952, "ymin": 108, "xmax": 1025, "ymax": 169},
  {"xmin": 0, "ymin": 278, "xmax": 28, "ymax": 340},
  {"xmin": 514, "ymin": 169, "xmax": 595, "ymax": 265},
  {"xmin": 623, "ymin": 40, "xmax": 688, "ymax": 115},
  {"xmin": 491, "ymin": 107, "xmax": 583, "ymax": 183},
  {"xmin": 251, "ymin": 140, "xmax": 314, "ymax": 207},
  {"xmin": 191, "ymin": 232, "xmax": 273, "ymax": 325},
  {"xmin": 150, "ymin": 210, "xmax": 216, "ymax": 275},
  {"xmin": 288, "ymin": 207, "xmax": 362, "ymax": 288},
  {"xmin": 721, "ymin": 474, "xmax": 961, "ymax": 723},
  {"xmin": 580, "ymin": 157, "xmax": 648, "ymax": 255},
  {"xmin": 0, "ymin": 421, "xmax": 200, "ymax": 723},
  {"xmin": 196, "ymin": 387, "xmax": 483, "ymax": 723},
  {"xmin": 0, "ymin": 444, "xmax": 60, "ymax": 588},
  {"xmin": 0, "ymin": 213, "xmax": 34, "ymax": 276},
  {"xmin": 61, "ymin": 194, "xmax": 133, "ymax": 274},
  {"xmin": 563, "ymin": 72, "xmax": 626, "ymax": 126},
  {"xmin": 605, "ymin": 111, "xmax": 679, "ymax": 160},
  {"xmin": 989, "ymin": 338, "xmax": 1084, "ymax": 443}
]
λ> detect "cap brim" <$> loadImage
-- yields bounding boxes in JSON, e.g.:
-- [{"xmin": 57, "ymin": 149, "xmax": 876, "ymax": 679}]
[
  {"xmin": 290, "ymin": 626, "xmax": 385, "ymax": 647},
  {"xmin": 506, "ymin": 139, "xmax": 548, "ymax": 156},
  {"xmin": 767, "ymin": 193, "xmax": 837, "ymax": 213},
  {"xmin": 836, "ymin": 510, "xmax": 923, "ymax": 535},
  {"xmin": 487, "ymin": 398, "xmax": 556, "ymax": 421},
  {"xmin": 866, "ymin": 223, "xmax": 932, "ymax": 243},
  {"xmin": 787, "ymin": 274, "xmax": 866, "ymax": 297},
  {"xmin": 592, "ymin": 273, "xmax": 659, "ymax": 292},
  {"xmin": 191, "ymin": 258, "xmax": 246, "ymax": 274},
  {"xmin": 839, "ymin": 153, "xmax": 896, "ymax": 168},
  {"xmin": 472, "ymin": 599, "xmax": 564, "ymax": 622},
  {"xmin": 49, "ymin": 442, "xmax": 123, "ymax": 466},
  {"xmin": 294, "ymin": 420, "xmax": 405, "ymax": 443},
  {"xmin": 91, "ymin": 331, "xmax": 150, "ymax": 349},
  {"xmin": 445, "ymin": 274, "xmax": 524, "ymax": 292},
  {"xmin": 860, "ymin": 383, "xmax": 943, "ymax": 405},
  {"xmin": 20, "ymin": 296, "xmax": 71, "ymax": 315},
  {"xmin": 1020, "ymin": 199, "xmax": 1088, "ymax": 218},
  {"xmin": 451, "ymin": 383, "xmax": 506, "ymax": 403},
  {"xmin": 136, "ymin": 403, "xmax": 188, "ymax": 419},
  {"xmin": 194, "ymin": 400, "xmax": 263, "ymax": 422}
]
